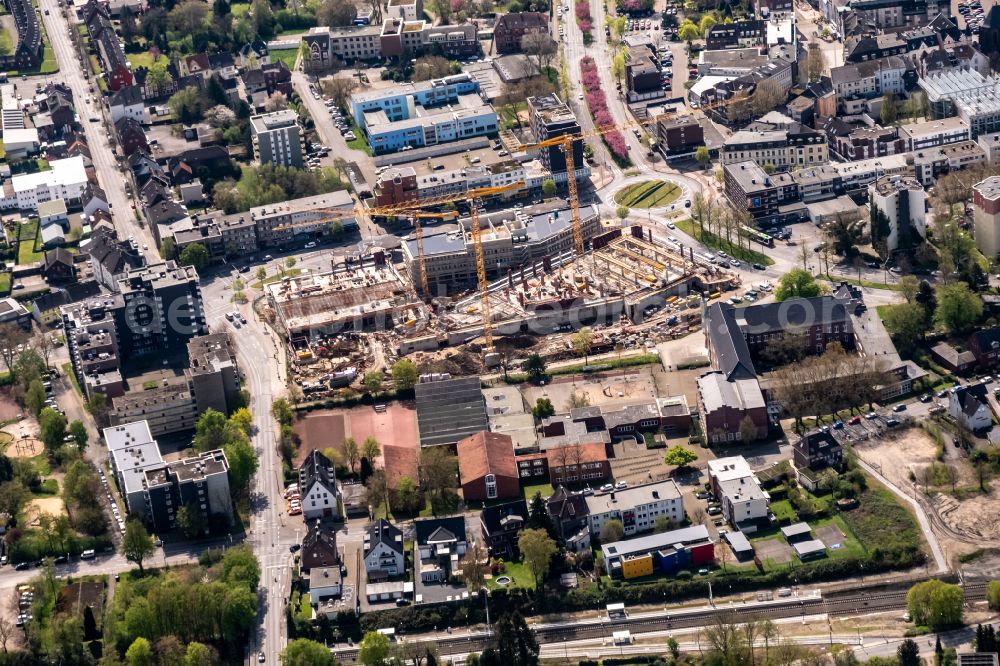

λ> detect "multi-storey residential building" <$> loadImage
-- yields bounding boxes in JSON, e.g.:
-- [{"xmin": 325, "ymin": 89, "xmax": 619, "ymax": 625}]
[
  {"xmin": 363, "ymin": 519, "xmax": 406, "ymax": 578},
  {"xmin": 480, "ymin": 499, "xmax": 527, "ymax": 557},
  {"xmin": 899, "ymin": 117, "xmax": 970, "ymax": 150},
  {"xmin": 84, "ymin": 0, "xmax": 133, "ymax": 91},
  {"xmin": 373, "ymin": 167, "xmax": 419, "ymax": 207},
  {"xmin": 494, "ymin": 12, "xmax": 549, "ymax": 54},
  {"xmin": 299, "ymin": 450, "xmax": 341, "ymax": 520},
  {"xmin": 2, "ymin": 0, "xmax": 42, "ymax": 71},
  {"xmin": 545, "ymin": 486, "xmax": 591, "ymax": 551},
  {"xmin": 105, "ymin": 421, "xmax": 232, "ymax": 534},
  {"xmin": 973, "ymin": 176, "xmax": 1000, "ymax": 260},
  {"xmin": 386, "ymin": 0, "xmax": 423, "ymax": 20},
  {"xmin": 721, "ymin": 124, "xmax": 828, "ymax": 168},
  {"xmin": 250, "ymin": 110, "xmax": 303, "ymax": 167},
  {"xmin": 830, "ymin": 56, "xmax": 909, "ymax": 103},
  {"xmin": 457, "ymin": 431, "xmax": 521, "ymax": 502},
  {"xmin": 601, "ymin": 525, "xmax": 714, "ymax": 579},
  {"xmin": 115, "ymin": 262, "xmax": 206, "ymax": 357},
  {"xmin": 527, "ymin": 94, "xmax": 583, "ymax": 174},
  {"xmin": 707, "ymin": 456, "xmax": 770, "ymax": 528},
  {"xmin": 912, "ymin": 140, "xmax": 987, "ymax": 185},
  {"xmin": 825, "ymin": 122, "xmax": 907, "ymax": 160},
  {"xmin": 249, "ymin": 191, "xmax": 356, "ymax": 248},
  {"xmin": 545, "ymin": 442, "xmax": 612, "ymax": 486},
  {"xmin": 705, "ymin": 20, "xmax": 765, "ymax": 50},
  {"xmin": 869, "ymin": 175, "xmax": 927, "ymax": 252},
  {"xmin": 793, "ymin": 429, "xmax": 845, "ymax": 472},
  {"xmin": 584, "ymin": 479, "xmax": 684, "ymax": 537},
  {"xmin": 3, "ymin": 156, "xmax": 89, "ymax": 211},
  {"xmin": 302, "ymin": 20, "xmax": 478, "ymax": 68}
]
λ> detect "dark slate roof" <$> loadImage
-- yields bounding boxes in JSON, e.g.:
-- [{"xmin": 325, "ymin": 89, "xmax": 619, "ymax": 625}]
[
  {"xmin": 704, "ymin": 302, "xmax": 757, "ymax": 380},
  {"xmin": 733, "ymin": 296, "xmax": 850, "ymax": 333},
  {"xmin": 364, "ymin": 519, "xmax": 404, "ymax": 557},
  {"xmin": 299, "ymin": 449, "xmax": 336, "ymax": 498},
  {"xmin": 480, "ymin": 499, "xmax": 528, "ymax": 536},
  {"xmin": 88, "ymin": 230, "xmax": 143, "ymax": 276},
  {"xmin": 301, "ymin": 520, "xmax": 338, "ymax": 565},
  {"xmin": 110, "ymin": 84, "xmax": 143, "ymax": 108},
  {"xmin": 209, "ymin": 52, "xmax": 235, "ymax": 70},
  {"xmin": 43, "ymin": 248, "xmax": 74, "ymax": 270},
  {"xmin": 546, "ymin": 485, "xmax": 590, "ymax": 522},
  {"xmin": 414, "ymin": 376, "xmax": 488, "ymax": 446},
  {"xmin": 144, "ymin": 199, "xmax": 188, "ymax": 226},
  {"xmin": 83, "ymin": 181, "xmax": 107, "ymax": 204},
  {"xmin": 954, "ymin": 384, "xmax": 989, "ymax": 419},
  {"xmin": 971, "ymin": 327, "xmax": 1000, "ymax": 353},
  {"xmin": 414, "ymin": 516, "xmax": 466, "ymax": 546},
  {"xmin": 794, "ymin": 429, "xmax": 842, "ymax": 458}
]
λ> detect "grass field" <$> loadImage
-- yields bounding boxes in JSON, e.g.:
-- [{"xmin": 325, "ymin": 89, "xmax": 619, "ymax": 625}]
[
  {"xmin": 521, "ymin": 480, "xmax": 555, "ymax": 501},
  {"xmin": 840, "ymin": 486, "xmax": 923, "ymax": 556},
  {"xmin": 125, "ymin": 50, "xmax": 159, "ymax": 70},
  {"xmin": 674, "ymin": 218, "xmax": 775, "ymax": 266},
  {"xmin": 251, "ymin": 267, "xmax": 302, "ymax": 289},
  {"xmin": 487, "ymin": 560, "xmax": 535, "ymax": 590},
  {"xmin": 231, "ymin": 1, "xmax": 251, "ymax": 14},
  {"xmin": 345, "ymin": 117, "xmax": 371, "ymax": 155},
  {"xmin": 270, "ymin": 48, "xmax": 298, "ymax": 70},
  {"xmin": 17, "ymin": 220, "xmax": 41, "ymax": 265},
  {"xmin": 0, "ymin": 26, "xmax": 12, "ymax": 57},
  {"xmin": 614, "ymin": 180, "xmax": 681, "ymax": 209}
]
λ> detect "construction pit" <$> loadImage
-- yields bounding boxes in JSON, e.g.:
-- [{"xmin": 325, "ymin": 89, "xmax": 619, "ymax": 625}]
[{"xmin": 438, "ymin": 227, "xmax": 739, "ymax": 342}]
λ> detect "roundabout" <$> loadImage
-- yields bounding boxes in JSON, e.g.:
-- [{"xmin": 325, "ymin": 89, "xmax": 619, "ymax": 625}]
[{"xmin": 613, "ymin": 179, "xmax": 682, "ymax": 209}]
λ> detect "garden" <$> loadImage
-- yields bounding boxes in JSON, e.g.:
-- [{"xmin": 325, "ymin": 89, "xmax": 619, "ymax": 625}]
[{"xmin": 614, "ymin": 180, "xmax": 681, "ymax": 209}]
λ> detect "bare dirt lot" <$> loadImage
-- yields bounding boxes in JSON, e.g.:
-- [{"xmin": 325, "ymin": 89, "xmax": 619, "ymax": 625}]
[
  {"xmin": 854, "ymin": 425, "xmax": 999, "ymax": 558},
  {"xmin": 24, "ymin": 496, "xmax": 66, "ymax": 525},
  {"xmin": 754, "ymin": 537, "xmax": 793, "ymax": 564},
  {"xmin": 521, "ymin": 368, "xmax": 659, "ymax": 413}
]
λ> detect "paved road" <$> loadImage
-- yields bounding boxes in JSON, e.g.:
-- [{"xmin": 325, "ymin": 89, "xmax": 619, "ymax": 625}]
[{"xmin": 35, "ymin": 0, "xmax": 157, "ymax": 259}]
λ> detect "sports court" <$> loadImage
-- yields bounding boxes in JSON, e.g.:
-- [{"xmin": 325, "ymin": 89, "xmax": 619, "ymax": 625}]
[{"xmin": 294, "ymin": 403, "xmax": 420, "ymax": 488}]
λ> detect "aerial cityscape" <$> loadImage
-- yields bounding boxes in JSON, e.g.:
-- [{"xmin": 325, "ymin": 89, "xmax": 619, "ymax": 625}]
[{"xmin": 5, "ymin": 0, "xmax": 1000, "ymax": 662}]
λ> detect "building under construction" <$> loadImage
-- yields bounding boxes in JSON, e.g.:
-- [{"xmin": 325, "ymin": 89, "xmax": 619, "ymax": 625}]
[
  {"xmin": 434, "ymin": 226, "xmax": 735, "ymax": 344},
  {"xmin": 265, "ymin": 252, "xmax": 426, "ymax": 338},
  {"xmin": 400, "ymin": 204, "xmax": 602, "ymax": 294}
]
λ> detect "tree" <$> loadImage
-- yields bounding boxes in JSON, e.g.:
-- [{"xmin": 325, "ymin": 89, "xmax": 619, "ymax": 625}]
[
  {"xmin": 460, "ymin": 540, "xmax": 489, "ymax": 593},
  {"xmin": 695, "ymin": 145, "xmax": 711, "ymax": 168},
  {"xmin": 935, "ymin": 281, "xmax": 983, "ymax": 333},
  {"xmin": 205, "ymin": 104, "xmax": 237, "ymax": 129},
  {"xmin": 265, "ymin": 91, "xmax": 288, "ymax": 112},
  {"xmin": 775, "ymin": 268, "xmax": 823, "ymax": 301},
  {"xmin": 281, "ymin": 638, "xmax": 335, "ymax": 666},
  {"xmin": 390, "ymin": 475, "xmax": 423, "ymax": 514},
  {"xmin": 362, "ymin": 436, "xmax": 381, "ymax": 465},
  {"xmin": 146, "ymin": 59, "xmax": 173, "ymax": 96},
  {"xmin": 256, "ymin": 266, "xmax": 268, "ymax": 282},
  {"xmin": 541, "ymin": 179, "xmax": 557, "ymax": 197},
  {"xmin": 738, "ymin": 415, "xmax": 759, "ymax": 444},
  {"xmin": 970, "ymin": 448, "xmax": 989, "ymax": 492},
  {"xmin": 343, "ymin": 437, "xmax": 360, "ymax": 474},
  {"xmin": 0, "ymin": 617, "xmax": 12, "ymax": 653},
  {"xmin": 600, "ymin": 519, "xmax": 624, "ymax": 543},
  {"xmin": 663, "ymin": 444, "xmax": 698, "ymax": 471},
  {"xmin": 271, "ymin": 397, "xmax": 294, "ymax": 426},
  {"xmin": 525, "ymin": 353, "xmax": 546, "ymax": 380},
  {"xmin": 317, "ymin": 0, "xmax": 358, "ymax": 25},
  {"xmin": 518, "ymin": 528, "xmax": 557, "ymax": 589},
  {"xmin": 321, "ymin": 77, "xmax": 360, "ymax": 112},
  {"xmin": 126, "ymin": 637, "xmax": 155, "ymax": 666},
  {"xmin": 179, "ymin": 243, "xmax": 210, "ymax": 272},
  {"xmin": 39, "ymin": 407, "xmax": 67, "ymax": 452},
  {"xmin": 391, "ymin": 359, "xmax": 418, "ymax": 391},
  {"xmin": 68, "ymin": 420, "xmax": 88, "ymax": 451},
  {"xmin": 230, "ymin": 407, "xmax": 254, "ymax": 437},
  {"xmin": 412, "ymin": 55, "xmax": 453, "ymax": 81},
  {"xmin": 612, "ymin": 51, "xmax": 626, "ymax": 86},
  {"xmin": 184, "ymin": 642, "xmax": 218, "ymax": 666},
  {"xmin": 532, "ymin": 398, "xmax": 555, "ymax": 419},
  {"xmin": 898, "ymin": 639, "xmax": 921, "ymax": 666},
  {"xmin": 358, "ymin": 631, "xmax": 391, "ymax": 666},
  {"xmin": 364, "ymin": 370, "xmax": 384, "ymax": 394},
  {"xmin": 616, "ymin": 205, "xmax": 630, "ymax": 220},
  {"xmin": 749, "ymin": 79, "xmax": 786, "ymax": 117},
  {"xmin": 806, "ymin": 43, "xmax": 824, "ymax": 81},
  {"xmin": 522, "ymin": 31, "xmax": 557, "ymax": 71},
  {"xmin": 907, "ymin": 579, "xmax": 964, "ymax": 630},
  {"xmin": 572, "ymin": 327, "xmax": 594, "ymax": 365},
  {"xmin": 168, "ymin": 86, "xmax": 204, "ymax": 124},
  {"xmin": 678, "ymin": 19, "xmax": 701, "ymax": 44},
  {"xmin": 176, "ymin": 501, "xmax": 209, "ymax": 538},
  {"xmin": 122, "ymin": 519, "xmax": 155, "ymax": 572},
  {"xmin": 881, "ymin": 92, "xmax": 898, "ymax": 125},
  {"xmin": 24, "ymin": 379, "xmax": 45, "ymax": 417},
  {"xmin": 194, "ymin": 409, "xmax": 232, "ymax": 452},
  {"xmin": 224, "ymin": 436, "xmax": 259, "ymax": 493},
  {"xmin": 420, "ymin": 445, "xmax": 458, "ymax": 509},
  {"xmin": 987, "ymin": 580, "xmax": 1000, "ymax": 610},
  {"xmin": 0, "ymin": 324, "xmax": 26, "ymax": 374},
  {"xmin": 494, "ymin": 611, "xmax": 540, "ymax": 666},
  {"xmin": 882, "ymin": 302, "xmax": 929, "ymax": 353}
]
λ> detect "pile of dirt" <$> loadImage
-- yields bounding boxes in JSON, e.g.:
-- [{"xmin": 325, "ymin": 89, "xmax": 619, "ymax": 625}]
[{"xmin": 417, "ymin": 350, "xmax": 483, "ymax": 376}]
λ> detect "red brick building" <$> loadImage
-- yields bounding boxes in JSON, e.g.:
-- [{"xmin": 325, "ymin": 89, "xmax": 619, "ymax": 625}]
[
  {"xmin": 457, "ymin": 431, "xmax": 520, "ymax": 502},
  {"xmin": 494, "ymin": 12, "xmax": 549, "ymax": 54},
  {"xmin": 545, "ymin": 442, "xmax": 612, "ymax": 486},
  {"xmin": 374, "ymin": 167, "xmax": 419, "ymax": 207}
]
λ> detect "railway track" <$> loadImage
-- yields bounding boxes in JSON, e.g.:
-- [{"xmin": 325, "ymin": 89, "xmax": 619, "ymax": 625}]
[{"xmin": 331, "ymin": 582, "xmax": 989, "ymax": 662}]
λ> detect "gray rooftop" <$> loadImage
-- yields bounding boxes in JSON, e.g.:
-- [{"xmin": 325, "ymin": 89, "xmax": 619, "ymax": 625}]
[
  {"xmin": 414, "ymin": 375, "xmax": 488, "ymax": 446},
  {"xmin": 601, "ymin": 524, "xmax": 711, "ymax": 561},
  {"xmin": 585, "ymin": 478, "xmax": 682, "ymax": 515}
]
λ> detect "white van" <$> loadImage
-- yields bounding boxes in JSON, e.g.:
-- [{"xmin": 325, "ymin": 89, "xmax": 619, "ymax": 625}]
[{"xmin": 80, "ymin": 549, "xmax": 96, "ymax": 560}]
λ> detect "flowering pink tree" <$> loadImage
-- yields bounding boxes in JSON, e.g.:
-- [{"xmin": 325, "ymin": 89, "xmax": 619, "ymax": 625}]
[
  {"xmin": 579, "ymin": 57, "xmax": 631, "ymax": 163},
  {"xmin": 575, "ymin": 0, "xmax": 592, "ymax": 38}
]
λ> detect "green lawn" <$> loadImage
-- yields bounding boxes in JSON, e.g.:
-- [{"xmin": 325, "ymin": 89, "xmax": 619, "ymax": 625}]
[
  {"xmin": 819, "ymin": 274, "xmax": 903, "ymax": 292},
  {"xmin": 488, "ymin": 560, "xmax": 536, "ymax": 590},
  {"xmin": 674, "ymin": 218, "xmax": 775, "ymax": 266},
  {"xmin": 521, "ymin": 481, "xmax": 555, "ymax": 501},
  {"xmin": 231, "ymin": 2, "xmax": 250, "ymax": 15},
  {"xmin": 614, "ymin": 180, "xmax": 681, "ymax": 209},
  {"xmin": 345, "ymin": 117, "xmax": 372, "ymax": 156},
  {"xmin": 125, "ymin": 51, "xmax": 160, "ymax": 70},
  {"xmin": 17, "ymin": 220, "xmax": 41, "ymax": 265},
  {"xmin": 0, "ymin": 272, "xmax": 10, "ymax": 295},
  {"xmin": 769, "ymin": 498, "xmax": 796, "ymax": 523},
  {"xmin": 270, "ymin": 48, "xmax": 298, "ymax": 70},
  {"xmin": 0, "ymin": 26, "xmax": 12, "ymax": 57}
]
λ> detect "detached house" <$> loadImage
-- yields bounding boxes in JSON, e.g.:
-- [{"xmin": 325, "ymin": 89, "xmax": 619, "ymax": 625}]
[
  {"xmin": 363, "ymin": 519, "xmax": 405, "ymax": 579},
  {"xmin": 114, "ymin": 117, "xmax": 148, "ymax": 158},
  {"xmin": 479, "ymin": 499, "xmax": 527, "ymax": 558},
  {"xmin": 298, "ymin": 450, "xmax": 340, "ymax": 520},
  {"xmin": 300, "ymin": 520, "xmax": 340, "ymax": 571},
  {"xmin": 415, "ymin": 517, "xmax": 467, "ymax": 583},
  {"xmin": 109, "ymin": 85, "xmax": 145, "ymax": 124},
  {"xmin": 494, "ymin": 12, "xmax": 549, "ymax": 54},
  {"xmin": 950, "ymin": 384, "xmax": 992, "ymax": 432},
  {"xmin": 546, "ymin": 486, "xmax": 591, "ymax": 552},
  {"xmin": 969, "ymin": 327, "xmax": 1000, "ymax": 367}
]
